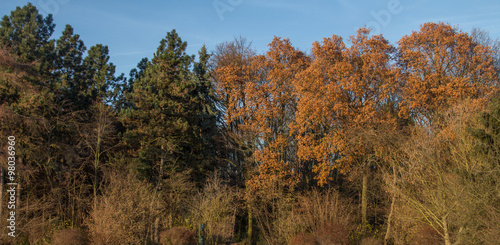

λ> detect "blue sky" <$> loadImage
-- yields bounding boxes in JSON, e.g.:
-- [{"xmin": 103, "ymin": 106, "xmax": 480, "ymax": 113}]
[{"xmin": 1, "ymin": 0, "xmax": 499, "ymax": 77}]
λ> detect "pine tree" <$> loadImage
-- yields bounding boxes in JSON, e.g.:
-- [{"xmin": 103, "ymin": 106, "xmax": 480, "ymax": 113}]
[
  {"xmin": 113, "ymin": 57, "xmax": 148, "ymax": 111},
  {"xmin": 53, "ymin": 24, "xmax": 87, "ymax": 110},
  {"xmin": 83, "ymin": 44, "xmax": 119, "ymax": 104},
  {"xmin": 123, "ymin": 30, "xmax": 219, "ymax": 184},
  {"xmin": 0, "ymin": 3, "xmax": 55, "ymax": 75},
  {"xmin": 191, "ymin": 45, "xmax": 221, "ymax": 177}
]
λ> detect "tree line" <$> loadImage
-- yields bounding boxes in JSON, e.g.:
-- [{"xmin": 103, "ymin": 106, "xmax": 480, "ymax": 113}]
[{"xmin": 0, "ymin": 3, "xmax": 499, "ymax": 245}]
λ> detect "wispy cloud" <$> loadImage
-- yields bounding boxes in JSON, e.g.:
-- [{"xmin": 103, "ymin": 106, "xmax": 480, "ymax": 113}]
[
  {"xmin": 113, "ymin": 51, "xmax": 151, "ymax": 57},
  {"xmin": 75, "ymin": 5, "xmax": 167, "ymax": 31}
]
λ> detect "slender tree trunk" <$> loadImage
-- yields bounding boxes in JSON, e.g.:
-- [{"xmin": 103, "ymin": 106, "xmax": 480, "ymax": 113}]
[
  {"xmin": 443, "ymin": 216, "xmax": 451, "ymax": 245},
  {"xmin": 71, "ymin": 176, "xmax": 75, "ymax": 227},
  {"xmin": 154, "ymin": 215, "xmax": 160, "ymax": 243},
  {"xmin": 384, "ymin": 192, "xmax": 396, "ymax": 245},
  {"xmin": 247, "ymin": 202, "xmax": 254, "ymax": 245},
  {"xmin": 42, "ymin": 194, "xmax": 45, "ymax": 235},
  {"xmin": 384, "ymin": 165, "xmax": 397, "ymax": 245},
  {"xmin": 361, "ymin": 172, "xmax": 368, "ymax": 233},
  {"xmin": 94, "ymin": 125, "xmax": 102, "ymax": 213},
  {"xmin": 152, "ymin": 144, "xmax": 164, "ymax": 243}
]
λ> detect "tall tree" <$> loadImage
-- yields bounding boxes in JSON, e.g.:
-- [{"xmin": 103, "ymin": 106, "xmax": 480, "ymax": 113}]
[
  {"xmin": 53, "ymin": 24, "xmax": 87, "ymax": 110},
  {"xmin": 389, "ymin": 101, "xmax": 500, "ymax": 245},
  {"xmin": 83, "ymin": 44, "xmax": 119, "ymax": 104},
  {"xmin": 294, "ymin": 28, "xmax": 398, "ymax": 230},
  {"xmin": 123, "ymin": 29, "xmax": 219, "ymax": 184},
  {"xmin": 245, "ymin": 37, "xmax": 310, "ymax": 190},
  {"xmin": 0, "ymin": 3, "xmax": 55, "ymax": 75},
  {"xmin": 294, "ymin": 28, "xmax": 397, "ymax": 186},
  {"xmin": 211, "ymin": 37, "xmax": 256, "ymax": 185},
  {"xmin": 211, "ymin": 37, "xmax": 258, "ymax": 244},
  {"xmin": 0, "ymin": 5, "xmax": 124, "ymax": 238},
  {"xmin": 76, "ymin": 102, "xmax": 118, "ymax": 212},
  {"xmin": 191, "ymin": 45, "xmax": 221, "ymax": 176},
  {"xmin": 113, "ymin": 57, "xmax": 148, "ymax": 111},
  {"xmin": 397, "ymin": 22, "xmax": 499, "ymax": 126}
]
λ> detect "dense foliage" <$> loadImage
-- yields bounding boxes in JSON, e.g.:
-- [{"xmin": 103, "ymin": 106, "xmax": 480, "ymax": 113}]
[{"xmin": 0, "ymin": 4, "xmax": 499, "ymax": 245}]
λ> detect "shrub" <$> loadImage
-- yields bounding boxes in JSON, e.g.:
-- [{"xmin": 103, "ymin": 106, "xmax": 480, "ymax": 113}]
[
  {"xmin": 288, "ymin": 222, "xmax": 350, "ymax": 245},
  {"xmin": 190, "ymin": 174, "xmax": 238, "ymax": 244},
  {"xmin": 160, "ymin": 170, "xmax": 196, "ymax": 229},
  {"xmin": 386, "ymin": 102, "xmax": 500, "ymax": 244},
  {"xmin": 313, "ymin": 222, "xmax": 349, "ymax": 245},
  {"xmin": 160, "ymin": 227, "xmax": 196, "ymax": 245},
  {"xmin": 285, "ymin": 188, "xmax": 352, "ymax": 244},
  {"xmin": 52, "ymin": 228, "xmax": 89, "ymax": 245},
  {"xmin": 89, "ymin": 172, "xmax": 158, "ymax": 244},
  {"xmin": 289, "ymin": 232, "xmax": 317, "ymax": 245},
  {"xmin": 253, "ymin": 187, "xmax": 353, "ymax": 244}
]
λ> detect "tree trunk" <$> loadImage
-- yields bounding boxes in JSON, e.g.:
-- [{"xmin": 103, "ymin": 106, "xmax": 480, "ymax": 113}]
[
  {"xmin": 443, "ymin": 216, "xmax": 451, "ymax": 245},
  {"xmin": 94, "ymin": 124, "xmax": 102, "ymax": 213},
  {"xmin": 384, "ymin": 192, "xmax": 395, "ymax": 245},
  {"xmin": 384, "ymin": 165, "xmax": 397, "ymax": 245},
  {"xmin": 154, "ymin": 216, "xmax": 160, "ymax": 242},
  {"xmin": 361, "ymin": 172, "xmax": 368, "ymax": 233},
  {"xmin": 152, "ymin": 144, "xmax": 164, "ymax": 242},
  {"xmin": 247, "ymin": 203, "xmax": 254, "ymax": 245}
]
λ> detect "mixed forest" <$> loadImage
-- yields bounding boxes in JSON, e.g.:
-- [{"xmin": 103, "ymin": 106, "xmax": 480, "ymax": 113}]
[{"xmin": 1, "ymin": 3, "xmax": 500, "ymax": 245}]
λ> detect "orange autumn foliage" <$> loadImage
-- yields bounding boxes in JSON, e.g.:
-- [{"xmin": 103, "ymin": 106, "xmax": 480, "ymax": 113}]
[
  {"xmin": 244, "ymin": 37, "xmax": 310, "ymax": 189},
  {"xmin": 293, "ymin": 28, "xmax": 398, "ymax": 185},
  {"xmin": 212, "ymin": 38, "xmax": 255, "ymax": 130},
  {"xmin": 398, "ymin": 22, "xmax": 499, "ymax": 125},
  {"xmin": 211, "ymin": 37, "xmax": 257, "ymax": 183},
  {"xmin": 214, "ymin": 23, "xmax": 499, "ymax": 189}
]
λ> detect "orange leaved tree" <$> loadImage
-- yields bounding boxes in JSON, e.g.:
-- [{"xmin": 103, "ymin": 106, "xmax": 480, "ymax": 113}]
[
  {"xmin": 397, "ymin": 22, "xmax": 499, "ymax": 127},
  {"xmin": 245, "ymin": 37, "xmax": 310, "ymax": 190},
  {"xmin": 211, "ymin": 37, "xmax": 256, "ymax": 184},
  {"xmin": 293, "ymin": 28, "xmax": 398, "ymax": 227}
]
